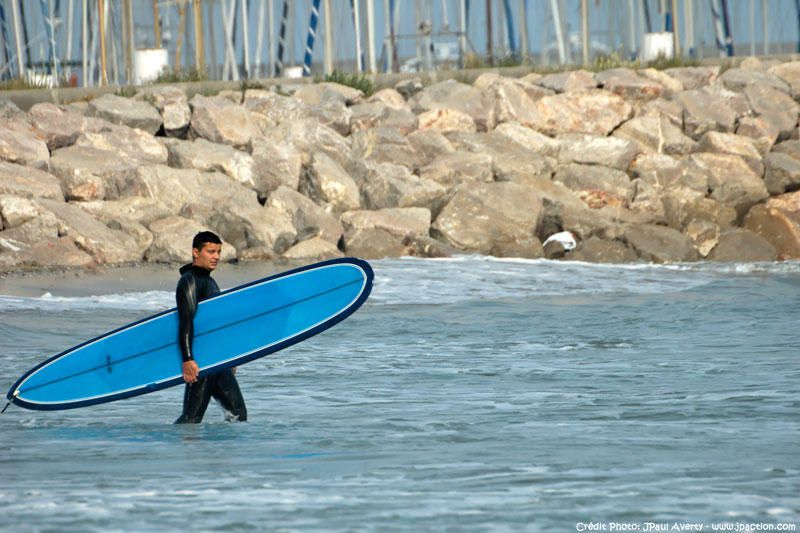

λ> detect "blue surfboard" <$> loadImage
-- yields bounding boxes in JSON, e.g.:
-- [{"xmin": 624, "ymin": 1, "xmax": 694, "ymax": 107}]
[{"xmin": 6, "ymin": 258, "xmax": 373, "ymax": 411}]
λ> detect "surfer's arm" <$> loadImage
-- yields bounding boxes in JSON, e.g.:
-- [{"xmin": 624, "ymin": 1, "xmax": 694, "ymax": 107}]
[{"xmin": 176, "ymin": 274, "xmax": 197, "ymax": 363}]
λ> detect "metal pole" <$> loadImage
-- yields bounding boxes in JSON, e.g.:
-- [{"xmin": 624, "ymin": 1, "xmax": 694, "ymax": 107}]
[
  {"xmin": 486, "ymin": 0, "xmax": 493, "ymax": 66},
  {"xmin": 268, "ymin": 0, "xmax": 274, "ymax": 76},
  {"xmin": 366, "ymin": 0, "xmax": 376, "ymax": 72},
  {"xmin": 749, "ymin": 0, "xmax": 755, "ymax": 55},
  {"xmin": 194, "ymin": 0, "xmax": 206, "ymax": 77},
  {"xmin": 221, "ymin": 0, "xmax": 239, "ymax": 79},
  {"xmin": 323, "ymin": 0, "xmax": 333, "ymax": 74},
  {"xmin": 720, "ymin": 0, "xmax": 733, "ymax": 56},
  {"xmin": 628, "ymin": 0, "xmax": 637, "ymax": 58},
  {"xmin": 685, "ymin": 0, "xmax": 694, "ymax": 57},
  {"xmin": 303, "ymin": 0, "xmax": 321, "ymax": 76},
  {"xmin": 65, "ymin": 0, "xmax": 75, "ymax": 79},
  {"xmin": 710, "ymin": 0, "xmax": 726, "ymax": 56},
  {"xmin": 276, "ymin": 0, "xmax": 288, "ymax": 75},
  {"xmin": 207, "ymin": 0, "xmax": 217, "ymax": 78},
  {"xmin": 391, "ymin": 0, "xmax": 399, "ymax": 72},
  {"xmin": 125, "ymin": 0, "xmax": 134, "ymax": 83},
  {"xmin": 152, "ymin": 0, "xmax": 162, "ymax": 48},
  {"xmin": 519, "ymin": 0, "xmax": 528, "ymax": 62},
  {"xmin": 10, "ymin": 0, "xmax": 25, "ymax": 78},
  {"xmin": 671, "ymin": 0, "xmax": 680, "ymax": 56},
  {"xmin": 0, "ymin": 1, "xmax": 11, "ymax": 78},
  {"xmin": 241, "ymin": 0, "xmax": 251, "ymax": 78},
  {"xmin": 550, "ymin": 0, "xmax": 566, "ymax": 64},
  {"xmin": 255, "ymin": 0, "xmax": 266, "ymax": 77},
  {"xmin": 176, "ymin": 0, "xmax": 187, "ymax": 71},
  {"xmin": 98, "ymin": 0, "xmax": 107, "ymax": 85},
  {"xmin": 82, "ymin": 0, "xmax": 87, "ymax": 85},
  {"xmin": 353, "ymin": 0, "xmax": 363, "ymax": 72},
  {"xmin": 761, "ymin": 0, "xmax": 768, "ymax": 55},
  {"xmin": 581, "ymin": 0, "xmax": 589, "ymax": 65},
  {"xmin": 459, "ymin": 0, "xmax": 467, "ymax": 67}
]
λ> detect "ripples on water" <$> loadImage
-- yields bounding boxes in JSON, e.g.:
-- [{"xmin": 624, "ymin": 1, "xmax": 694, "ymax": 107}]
[{"xmin": 1, "ymin": 258, "xmax": 798, "ymax": 531}]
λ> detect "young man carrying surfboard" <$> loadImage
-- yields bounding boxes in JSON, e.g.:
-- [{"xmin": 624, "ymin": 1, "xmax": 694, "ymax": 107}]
[{"xmin": 174, "ymin": 231, "xmax": 247, "ymax": 424}]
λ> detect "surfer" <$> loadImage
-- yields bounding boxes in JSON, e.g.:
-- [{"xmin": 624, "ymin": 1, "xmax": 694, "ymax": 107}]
[{"xmin": 174, "ymin": 231, "xmax": 247, "ymax": 424}]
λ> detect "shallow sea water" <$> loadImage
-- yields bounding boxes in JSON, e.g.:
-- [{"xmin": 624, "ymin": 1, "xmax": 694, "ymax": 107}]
[{"xmin": 1, "ymin": 257, "xmax": 798, "ymax": 532}]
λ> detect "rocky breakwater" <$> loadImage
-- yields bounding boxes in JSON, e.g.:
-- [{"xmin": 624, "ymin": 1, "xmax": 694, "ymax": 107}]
[{"xmin": 2, "ymin": 57, "xmax": 800, "ymax": 271}]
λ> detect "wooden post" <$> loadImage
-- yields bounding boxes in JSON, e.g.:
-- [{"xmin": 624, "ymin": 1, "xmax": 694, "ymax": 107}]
[
  {"xmin": 153, "ymin": 0, "xmax": 162, "ymax": 48},
  {"xmin": 176, "ymin": 0, "xmax": 187, "ymax": 72},
  {"xmin": 194, "ymin": 0, "xmax": 206, "ymax": 76},
  {"xmin": 98, "ymin": 0, "xmax": 108, "ymax": 85}
]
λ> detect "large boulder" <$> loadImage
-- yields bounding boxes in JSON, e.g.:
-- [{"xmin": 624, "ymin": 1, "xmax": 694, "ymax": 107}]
[
  {"xmin": 87, "ymin": 94, "xmax": 162, "ymax": 135},
  {"xmin": 74, "ymin": 123, "xmax": 169, "ymax": 165},
  {"xmin": 744, "ymin": 192, "xmax": 800, "ymax": 259},
  {"xmin": 418, "ymin": 151, "xmax": 494, "ymax": 189},
  {"xmin": 74, "ymin": 197, "xmax": 172, "ymax": 227},
  {"xmin": 663, "ymin": 66, "xmax": 719, "ymax": 90},
  {"xmin": 341, "ymin": 207, "xmax": 431, "ymax": 238},
  {"xmin": 357, "ymin": 162, "xmax": 446, "ymax": 212},
  {"xmin": 675, "ymin": 89, "xmax": 737, "ymax": 139},
  {"xmin": 249, "ymin": 137, "xmax": 303, "ymax": 197},
  {"xmin": 49, "ymin": 145, "xmax": 140, "ymax": 201},
  {"xmin": 282, "ymin": 237, "xmax": 343, "ymax": 260},
  {"xmin": 736, "ymin": 116, "xmax": 780, "ymax": 155},
  {"xmin": 707, "ymin": 228, "xmax": 777, "ymax": 262},
  {"xmin": 535, "ymin": 70, "xmax": 598, "ymax": 93},
  {"xmin": 629, "ymin": 154, "xmax": 709, "ymax": 194},
  {"xmin": 412, "ymin": 79, "xmax": 496, "ymax": 131},
  {"xmin": 0, "ymin": 161, "xmax": 64, "ymax": 200},
  {"xmin": 719, "ymin": 67, "xmax": 790, "ymax": 94},
  {"xmin": 266, "ymin": 186, "xmax": 343, "ymax": 244},
  {"xmin": 417, "ymin": 108, "xmax": 477, "ymax": 133},
  {"xmin": 613, "ymin": 115, "xmax": 697, "ymax": 156},
  {"xmin": 244, "ymin": 90, "xmax": 309, "ymax": 128},
  {"xmin": 660, "ymin": 188, "xmax": 737, "ymax": 230},
  {"xmin": 134, "ymin": 86, "xmax": 191, "ymax": 136},
  {"xmin": 28, "ymin": 102, "xmax": 87, "ymax": 150},
  {"xmin": 493, "ymin": 122, "xmax": 561, "ymax": 158},
  {"xmin": 351, "ymin": 127, "xmax": 422, "ymax": 168},
  {"xmin": 635, "ymin": 98, "xmax": 684, "ymax": 126},
  {"xmin": 595, "ymin": 68, "xmax": 664, "ymax": 100},
  {"xmin": 768, "ymin": 61, "xmax": 800, "ymax": 100},
  {"xmin": 744, "ymin": 83, "xmax": 800, "ymax": 140},
  {"xmin": 146, "ymin": 216, "xmax": 237, "ymax": 263},
  {"xmin": 638, "ymin": 68, "xmax": 684, "ymax": 95},
  {"xmin": 301, "ymin": 152, "xmax": 361, "ymax": 212},
  {"xmin": 763, "ymin": 152, "xmax": 800, "ymax": 195},
  {"xmin": 689, "ymin": 153, "xmax": 769, "ymax": 218},
  {"xmin": 263, "ymin": 118, "xmax": 351, "ymax": 168},
  {"xmin": 166, "ymin": 138, "xmax": 258, "ymax": 190},
  {"xmin": 37, "ymin": 198, "xmax": 141, "ymax": 264},
  {"xmin": 350, "ymin": 102, "xmax": 417, "ymax": 134},
  {"xmin": 0, "ymin": 195, "xmax": 39, "ymax": 229},
  {"xmin": 521, "ymin": 90, "xmax": 632, "ymax": 137},
  {"xmin": 366, "ymin": 88, "xmax": 411, "ymax": 111},
  {"xmin": 406, "ymin": 129, "xmax": 455, "ymax": 166},
  {"xmin": 558, "ymin": 135, "xmax": 638, "ymax": 170},
  {"xmin": 189, "ymin": 94, "xmax": 260, "ymax": 149},
  {"xmin": 569, "ymin": 236, "xmax": 639, "ymax": 263},
  {"xmin": 208, "ymin": 204, "xmax": 297, "ymax": 253},
  {"xmin": 488, "ymin": 77, "xmax": 553, "ymax": 126},
  {"xmin": 0, "ymin": 235, "xmax": 94, "ymax": 270},
  {"xmin": 446, "ymin": 131, "xmax": 554, "ymax": 185},
  {"xmin": 0, "ymin": 117, "xmax": 50, "ymax": 170},
  {"xmin": 554, "ymin": 164, "xmax": 635, "ymax": 207},
  {"xmin": 697, "ymin": 132, "xmax": 763, "ymax": 176},
  {"xmin": 432, "ymin": 181, "xmax": 544, "ymax": 257},
  {"xmin": 624, "ymin": 223, "xmax": 699, "ymax": 263}
]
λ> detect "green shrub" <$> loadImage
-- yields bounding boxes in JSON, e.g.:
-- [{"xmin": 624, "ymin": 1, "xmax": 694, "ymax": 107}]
[{"xmin": 318, "ymin": 70, "xmax": 374, "ymax": 97}]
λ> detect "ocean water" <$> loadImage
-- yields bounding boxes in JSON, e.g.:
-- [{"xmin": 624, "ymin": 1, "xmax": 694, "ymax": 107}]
[{"xmin": 1, "ymin": 257, "xmax": 798, "ymax": 532}]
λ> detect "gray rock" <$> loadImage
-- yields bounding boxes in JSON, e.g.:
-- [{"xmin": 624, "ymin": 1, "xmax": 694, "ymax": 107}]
[
  {"xmin": 554, "ymin": 163, "xmax": 635, "ymax": 206},
  {"xmin": 0, "ymin": 236, "xmax": 95, "ymax": 270},
  {"xmin": 772, "ymin": 139, "xmax": 800, "ymax": 160},
  {"xmin": 629, "ymin": 154, "xmax": 709, "ymax": 194},
  {"xmin": 418, "ymin": 151, "xmax": 494, "ymax": 189},
  {"xmin": 267, "ymin": 185, "xmax": 343, "ymax": 244},
  {"xmin": 38, "ymin": 198, "xmax": 141, "ymax": 264},
  {"xmin": 349, "ymin": 102, "xmax": 418, "ymax": 134},
  {"xmin": 624, "ymin": 223, "xmax": 699, "ymax": 263},
  {"xmin": 596, "ymin": 68, "xmax": 664, "ymax": 100},
  {"xmin": 146, "ymin": 216, "xmax": 237, "ymax": 263},
  {"xmin": 49, "ymin": 145, "xmax": 140, "ymax": 201},
  {"xmin": 768, "ymin": 61, "xmax": 800, "ymax": 100},
  {"xmin": 446, "ymin": 131, "xmax": 554, "ymax": 185},
  {"xmin": 282, "ymin": 237, "xmax": 343, "ymax": 260},
  {"xmin": 635, "ymin": 98, "xmax": 684, "ymax": 126},
  {"xmin": 638, "ymin": 68, "xmax": 684, "ymax": 95},
  {"xmin": 406, "ymin": 129, "xmax": 455, "ymax": 167},
  {"xmin": 675, "ymin": 89, "xmax": 737, "ymax": 139},
  {"xmin": 663, "ymin": 66, "xmax": 720, "ymax": 90},
  {"xmin": 432, "ymin": 181, "xmax": 543, "ymax": 256},
  {"xmin": 351, "ymin": 127, "xmax": 421, "ymax": 168},
  {"xmin": 558, "ymin": 134, "xmax": 638, "ymax": 170},
  {"xmin": 524, "ymin": 89, "xmax": 632, "ymax": 137},
  {"xmin": 613, "ymin": 115, "xmax": 697, "ymax": 155},
  {"xmin": 684, "ymin": 218, "xmax": 721, "ymax": 257},
  {"xmin": 494, "ymin": 122, "xmax": 561, "ymax": 158},
  {"xmin": 660, "ymin": 188, "xmax": 737, "ymax": 230},
  {"xmin": 402, "ymin": 234, "xmax": 459, "ymax": 258},
  {"xmin": 75, "ymin": 123, "xmax": 169, "ymax": 165},
  {"xmin": 569, "ymin": 236, "xmax": 639, "ymax": 263},
  {"xmin": 395, "ymin": 78, "xmax": 424, "ymax": 99},
  {"xmin": 209, "ymin": 204, "xmax": 297, "ymax": 253},
  {"xmin": 0, "ymin": 118, "xmax": 50, "ymax": 170},
  {"xmin": 263, "ymin": 118, "xmax": 351, "ymax": 168},
  {"xmin": 489, "ymin": 77, "xmax": 552, "ymax": 126},
  {"xmin": 736, "ymin": 116, "xmax": 780, "ymax": 155},
  {"xmin": 358, "ymin": 162, "xmax": 446, "ymax": 212},
  {"xmin": 412, "ymin": 79, "xmax": 496, "ymax": 131},
  {"xmin": 134, "ymin": 86, "xmax": 191, "ymax": 136},
  {"xmin": 244, "ymin": 90, "xmax": 309, "ymax": 128},
  {"xmin": 0, "ymin": 195, "xmax": 39, "ymax": 228},
  {"xmin": 764, "ymin": 152, "xmax": 800, "ymax": 194},
  {"xmin": 744, "ymin": 83, "xmax": 800, "ymax": 140},
  {"xmin": 166, "ymin": 138, "xmax": 258, "ymax": 190},
  {"xmin": 28, "ymin": 103, "xmax": 87, "ymax": 150},
  {"xmin": 250, "ymin": 136, "xmax": 303, "ymax": 197},
  {"xmin": 708, "ymin": 228, "xmax": 777, "ymax": 262},
  {"xmin": 309, "ymin": 82, "xmax": 365, "ymax": 105},
  {"xmin": 719, "ymin": 67, "xmax": 790, "ymax": 93},
  {"xmin": 690, "ymin": 153, "xmax": 769, "ymax": 218},
  {"xmin": 342, "ymin": 227, "xmax": 409, "ymax": 259},
  {"xmin": 0, "ymin": 161, "xmax": 64, "ymax": 200},
  {"xmin": 341, "ymin": 207, "xmax": 431, "ymax": 238},
  {"xmin": 74, "ymin": 197, "xmax": 172, "ymax": 227},
  {"xmin": 0, "ymin": 99, "xmax": 24, "ymax": 118},
  {"xmin": 366, "ymin": 88, "xmax": 411, "ymax": 111},
  {"xmin": 535, "ymin": 70, "xmax": 598, "ymax": 93},
  {"xmin": 744, "ymin": 194, "xmax": 800, "ymax": 259},
  {"xmin": 189, "ymin": 94, "xmax": 260, "ymax": 149},
  {"xmin": 0, "ymin": 210, "xmax": 59, "ymax": 250},
  {"xmin": 417, "ymin": 108, "xmax": 477, "ymax": 133},
  {"xmin": 697, "ymin": 132, "xmax": 763, "ymax": 176},
  {"xmin": 301, "ymin": 152, "xmax": 361, "ymax": 212},
  {"xmin": 87, "ymin": 94, "xmax": 162, "ymax": 135}
]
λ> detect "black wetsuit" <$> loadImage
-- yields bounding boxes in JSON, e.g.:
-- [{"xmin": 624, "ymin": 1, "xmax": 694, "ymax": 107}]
[{"xmin": 174, "ymin": 264, "xmax": 247, "ymax": 424}]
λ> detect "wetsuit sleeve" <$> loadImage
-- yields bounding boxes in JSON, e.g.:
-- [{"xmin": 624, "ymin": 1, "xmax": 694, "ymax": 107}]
[{"xmin": 176, "ymin": 275, "xmax": 197, "ymax": 362}]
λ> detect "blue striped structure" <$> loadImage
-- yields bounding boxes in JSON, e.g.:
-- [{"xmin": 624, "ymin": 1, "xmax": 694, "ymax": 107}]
[{"xmin": 303, "ymin": 0, "xmax": 321, "ymax": 76}]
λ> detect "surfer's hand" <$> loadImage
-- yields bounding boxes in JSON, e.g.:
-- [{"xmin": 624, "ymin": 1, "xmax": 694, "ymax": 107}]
[{"xmin": 182, "ymin": 361, "xmax": 199, "ymax": 383}]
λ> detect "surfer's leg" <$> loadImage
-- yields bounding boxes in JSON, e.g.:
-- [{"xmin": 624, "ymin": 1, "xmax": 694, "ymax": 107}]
[
  {"xmin": 211, "ymin": 369, "xmax": 247, "ymax": 422},
  {"xmin": 174, "ymin": 377, "xmax": 214, "ymax": 424}
]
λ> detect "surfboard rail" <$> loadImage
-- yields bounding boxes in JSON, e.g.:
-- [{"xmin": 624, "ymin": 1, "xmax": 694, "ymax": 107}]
[{"xmin": 6, "ymin": 257, "xmax": 373, "ymax": 411}]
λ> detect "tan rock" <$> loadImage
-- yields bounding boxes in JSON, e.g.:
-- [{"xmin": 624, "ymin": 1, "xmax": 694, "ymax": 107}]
[
  {"xmin": 166, "ymin": 138, "xmax": 258, "ymax": 189},
  {"xmin": 569, "ymin": 237, "xmax": 639, "ymax": 263},
  {"xmin": 684, "ymin": 219, "xmax": 720, "ymax": 257},
  {"xmin": 418, "ymin": 151, "xmax": 494, "ymax": 188},
  {"xmin": 417, "ymin": 108, "xmax": 477, "ymax": 133},
  {"xmin": 0, "ymin": 195, "xmax": 39, "ymax": 228},
  {"xmin": 493, "ymin": 122, "xmax": 561, "ymax": 157},
  {"xmin": 707, "ymin": 228, "xmax": 777, "ymax": 262},
  {"xmin": 264, "ymin": 118, "xmax": 352, "ymax": 168},
  {"xmin": 282, "ymin": 237, "xmax": 343, "ymax": 260},
  {"xmin": 768, "ymin": 61, "xmax": 800, "ymax": 99},
  {"xmin": 189, "ymin": 94, "xmax": 260, "ymax": 149},
  {"xmin": 49, "ymin": 145, "xmax": 140, "ymax": 201},
  {"xmin": 134, "ymin": 86, "xmax": 190, "ymax": 135},
  {"xmin": 366, "ymin": 88, "xmax": 410, "ymax": 111},
  {"xmin": 351, "ymin": 127, "xmax": 422, "ymax": 168},
  {"xmin": 554, "ymin": 163, "xmax": 634, "ymax": 206},
  {"xmin": 764, "ymin": 152, "xmax": 800, "ymax": 194},
  {"xmin": 349, "ymin": 102, "xmax": 418, "ymax": 134},
  {"xmin": 624, "ymin": 223, "xmax": 699, "ymax": 262},
  {"xmin": 0, "ymin": 161, "xmax": 64, "ymax": 200},
  {"xmin": 690, "ymin": 153, "xmax": 769, "ymax": 218},
  {"xmin": 719, "ymin": 67, "xmax": 790, "ymax": 93},
  {"xmin": 87, "ymin": 94, "xmax": 162, "ymax": 134},
  {"xmin": 28, "ymin": 102, "xmax": 86, "ymax": 150},
  {"xmin": 343, "ymin": 227, "xmax": 410, "ymax": 259},
  {"xmin": 697, "ymin": 132, "xmax": 763, "ymax": 176},
  {"xmin": 736, "ymin": 116, "xmax": 780, "ymax": 155},
  {"xmin": 146, "ymin": 216, "xmax": 237, "ymax": 263},
  {"xmin": 744, "ymin": 84, "xmax": 800, "ymax": 139},
  {"xmin": 675, "ymin": 89, "xmax": 737, "ymax": 139},
  {"xmin": 358, "ymin": 162, "xmax": 446, "ymax": 211},
  {"xmin": 412, "ymin": 79, "xmax": 496, "ymax": 131},
  {"xmin": 744, "ymin": 201, "xmax": 800, "ymax": 259},
  {"xmin": 267, "ymin": 186, "xmax": 344, "ymax": 244},
  {"xmin": 638, "ymin": 68, "xmax": 684, "ymax": 95},
  {"xmin": 302, "ymin": 152, "xmax": 361, "ymax": 212},
  {"xmin": 523, "ymin": 90, "xmax": 632, "ymax": 137},
  {"xmin": 558, "ymin": 134, "xmax": 639, "ymax": 170},
  {"xmin": 0, "ymin": 117, "xmax": 50, "ymax": 170},
  {"xmin": 535, "ymin": 70, "xmax": 598, "ymax": 93},
  {"xmin": 250, "ymin": 137, "xmax": 303, "ymax": 197},
  {"xmin": 613, "ymin": 115, "xmax": 697, "ymax": 155},
  {"xmin": 75, "ymin": 123, "xmax": 169, "ymax": 165},
  {"xmin": 596, "ymin": 68, "xmax": 664, "ymax": 100},
  {"xmin": 406, "ymin": 129, "xmax": 455, "ymax": 166},
  {"xmin": 663, "ymin": 66, "xmax": 720, "ymax": 90},
  {"xmin": 341, "ymin": 207, "xmax": 431, "ymax": 238}
]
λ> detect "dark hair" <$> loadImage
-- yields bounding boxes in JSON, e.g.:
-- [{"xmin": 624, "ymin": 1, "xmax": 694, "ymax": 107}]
[{"xmin": 192, "ymin": 231, "xmax": 222, "ymax": 251}]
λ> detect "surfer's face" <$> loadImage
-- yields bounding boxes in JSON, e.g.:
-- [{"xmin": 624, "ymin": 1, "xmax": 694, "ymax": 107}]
[{"xmin": 193, "ymin": 243, "xmax": 222, "ymax": 271}]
